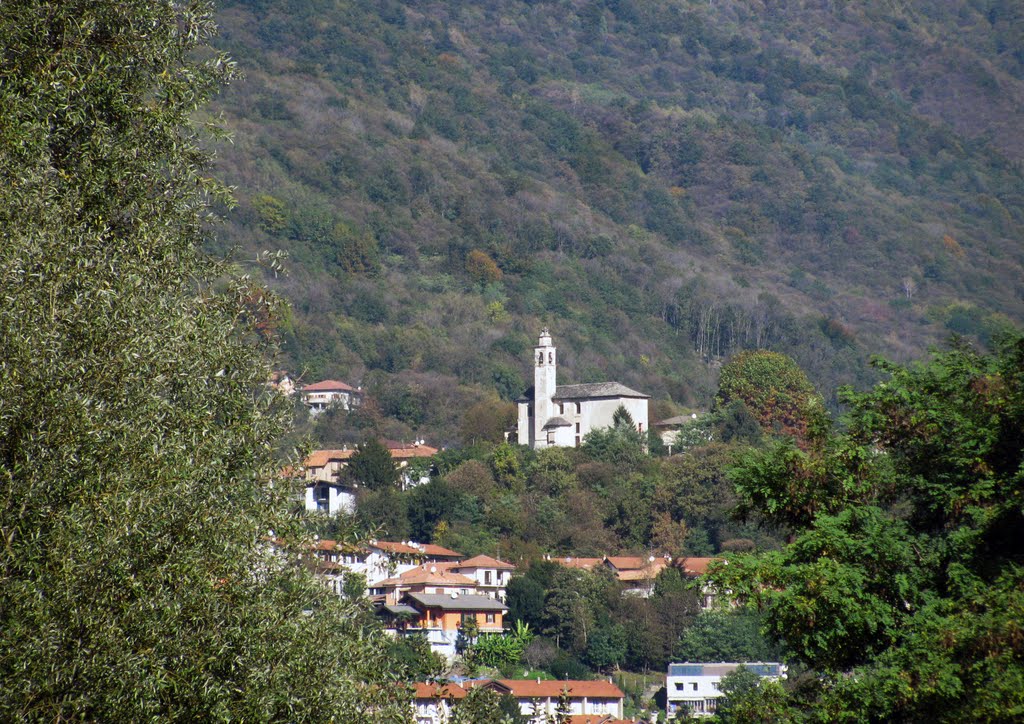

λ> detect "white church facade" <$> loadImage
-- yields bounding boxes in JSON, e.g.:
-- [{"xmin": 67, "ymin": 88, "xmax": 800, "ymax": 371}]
[{"xmin": 516, "ymin": 329, "xmax": 649, "ymax": 449}]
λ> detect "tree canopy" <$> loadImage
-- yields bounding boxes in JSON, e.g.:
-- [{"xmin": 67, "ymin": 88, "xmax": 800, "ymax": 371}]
[
  {"xmin": 711, "ymin": 336, "xmax": 1024, "ymax": 721},
  {"xmin": 0, "ymin": 2, "xmax": 407, "ymax": 719},
  {"xmin": 715, "ymin": 349, "xmax": 826, "ymax": 446},
  {"xmin": 347, "ymin": 438, "xmax": 401, "ymax": 489}
]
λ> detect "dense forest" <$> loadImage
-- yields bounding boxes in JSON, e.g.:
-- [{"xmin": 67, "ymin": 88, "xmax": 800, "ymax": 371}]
[{"xmin": 209, "ymin": 0, "xmax": 1024, "ymax": 443}]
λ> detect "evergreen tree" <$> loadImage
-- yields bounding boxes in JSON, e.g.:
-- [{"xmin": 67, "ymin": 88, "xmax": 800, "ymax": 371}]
[
  {"xmin": 0, "ymin": 2, "xmax": 407, "ymax": 719},
  {"xmin": 347, "ymin": 438, "xmax": 401, "ymax": 489}
]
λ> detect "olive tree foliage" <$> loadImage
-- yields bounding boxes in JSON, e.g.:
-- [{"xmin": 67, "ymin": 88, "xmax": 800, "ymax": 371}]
[{"xmin": 0, "ymin": 2, "xmax": 409, "ymax": 720}]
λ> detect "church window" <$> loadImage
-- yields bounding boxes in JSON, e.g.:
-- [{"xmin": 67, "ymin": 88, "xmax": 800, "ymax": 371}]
[
  {"xmin": 548, "ymin": 351, "xmax": 553, "ymax": 363},
  {"xmin": 537, "ymin": 352, "xmax": 544, "ymax": 366}
]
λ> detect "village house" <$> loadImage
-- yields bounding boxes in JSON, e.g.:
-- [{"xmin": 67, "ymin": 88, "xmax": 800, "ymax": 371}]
[
  {"xmin": 299, "ymin": 379, "xmax": 363, "ymax": 414},
  {"xmin": 310, "ymin": 539, "xmax": 462, "ymax": 598},
  {"xmin": 468, "ymin": 679, "xmax": 626, "ymax": 722},
  {"xmin": 412, "ymin": 682, "xmax": 466, "ymax": 724},
  {"xmin": 369, "ymin": 563, "xmax": 477, "ymax": 605},
  {"xmin": 675, "ymin": 557, "xmax": 723, "ymax": 611},
  {"xmin": 516, "ymin": 329, "xmax": 649, "ymax": 449},
  {"xmin": 448, "ymin": 554, "xmax": 517, "ymax": 601},
  {"xmin": 603, "ymin": 555, "xmax": 673, "ymax": 598},
  {"xmin": 653, "ymin": 412, "xmax": 710, "ymax": 452},
  {"xmin": 301, "ymin": 442, "xmax": 438, "ymax": 515},
  {"xmin": 666, "ymin": 662, "xmax": 785, "ymax": 718},
  {"xmin": 546, "ymin": 555, "xmax": 604, "ymax": 571},
  {"xmin": 546, "ymin": 554, "xmax": 723, "ymax": 607},
  {"xmin": 267, "ymin": 370, "xmax": 296, "ymax": 396},
  {"xmin": 379, "ymin": 592, "xmax": 507, "ymax": 660}
]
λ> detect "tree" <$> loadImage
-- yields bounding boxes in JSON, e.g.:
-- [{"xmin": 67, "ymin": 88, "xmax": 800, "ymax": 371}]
[
  {"xmin": 466, "ymin": 249, "xmax": 503, "ymax": 285},
  {"xmin": 713, "ymin": 667, "xmax": 792, "ymax": 724},
  {"xmin": 449, "ymin": 686, "xmax": 521, "ymax": 724},
  {"xmin": 346, "ymin": 438, "xmax": 400, "ymax": 490},
  {"xmin": 0, "ymin": 2, "xmax": 408, "ymax": 719},
  {"xmin": 460, "ymin": 398, "xmax": 517, "ymax": 445},
  {"xmin": 582, "ymin": 406, "xmax": 647, "ymax": 467},
  {"xmin": 356, "ymin": 487, "xmax": 411, "ymax": 540},
  {"xmin": 710, "ymin": 336, "xmax": 1024, "ymax": 721},
  {"xmin": 675, "ymin": 612, "xmax": 779, "ymax": 663},
  {"xmin": 586, "ymin": 623, "xmax": 628, "ymax": 672},
  {"xmin": 715, "ymin": 350, "xmax": 826, "ymax": 446}
]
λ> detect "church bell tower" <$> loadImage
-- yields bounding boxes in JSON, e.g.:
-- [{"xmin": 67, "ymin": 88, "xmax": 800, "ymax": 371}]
[{"xmin": 533, "ymin": 328, "xmax": 557, "ymax": 447}]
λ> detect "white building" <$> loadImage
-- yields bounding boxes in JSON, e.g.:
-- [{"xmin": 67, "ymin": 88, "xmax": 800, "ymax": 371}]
[
  {"xmin": 310, "ymin": 539, "xmax": 463, "ymax": 599},
  {"xmin": 475, "ymin": 679, "xmax": 626, "ymax": 722},
  {"xmin": 666, "ymin": 662, "xmax": 786, "ymax": 718},
  {"xmin": 301, "ymin": 443, "xmax": 438, "ymax": 516},
  {"xmin": 516, "ymin": 329, "xmax": 648, "ymax": 449},
  {"xmin": 449, "ymin": 555, "xmax": 517, "ymax": 601},
  {"xmin": 299, "ymin": 379, "xmax": 363, "ymax": 414}
]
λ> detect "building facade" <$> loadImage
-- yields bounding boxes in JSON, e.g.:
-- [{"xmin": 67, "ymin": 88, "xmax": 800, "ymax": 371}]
[
  {"xmin": 516, "ymin": 329, "xmax": 649, "ymax": 449},
  {"xmin": 666, "ymin": 662, "xmax": 785, "ymax": 718},
  {"xmin": 299, "ymin": 379, "xmax": 363, "ymax": 414}
]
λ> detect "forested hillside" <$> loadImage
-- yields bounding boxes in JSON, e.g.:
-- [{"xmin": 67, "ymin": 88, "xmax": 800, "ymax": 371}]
[{"xmin": 210, "ymin": 0, "xmax": 1024, "ymax": 443}]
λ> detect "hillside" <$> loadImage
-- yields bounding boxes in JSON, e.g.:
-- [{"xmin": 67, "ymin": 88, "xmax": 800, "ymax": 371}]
[{"xmin": 208, "ymin": 0, "xmax": 1024, "ymax": 443}]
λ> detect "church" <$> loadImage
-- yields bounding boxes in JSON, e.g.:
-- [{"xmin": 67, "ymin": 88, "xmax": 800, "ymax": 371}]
[{"xmin": 516, "ymin": 329, "xmax": 649, "ymax": 449}]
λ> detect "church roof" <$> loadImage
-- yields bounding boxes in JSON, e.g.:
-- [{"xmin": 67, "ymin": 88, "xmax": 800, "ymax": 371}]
[
  {"xmin": 542, "ymin": 416, "xmax": 572, "ymax": 429},
  {"xmin": 554, "ymin": 382, "xmax": 649, "ymax": 400},
  {"xmin": 516, "ymin": 382, "xmax": 650, "ymax": 404}
]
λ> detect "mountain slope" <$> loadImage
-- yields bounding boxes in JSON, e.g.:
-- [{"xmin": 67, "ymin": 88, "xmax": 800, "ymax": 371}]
[{"xmin": 208, "ymin": 0, "xmax": 1024, "ymax": 442}]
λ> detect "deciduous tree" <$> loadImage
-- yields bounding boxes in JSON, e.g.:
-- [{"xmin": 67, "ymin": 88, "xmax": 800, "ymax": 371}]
[
  {"xmin": 710, "ymin": 337, "xmax": 1024, "ymax": 721},
  {"xmin": 715, "ymin": 350, "xmax": 827, "ymax": 446}
]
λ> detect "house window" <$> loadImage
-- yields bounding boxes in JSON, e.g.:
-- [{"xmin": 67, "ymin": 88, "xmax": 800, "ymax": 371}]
[
  {"xmin": 314, "ymin": 484, "xmax": 329, "ymax": 511},
  {"xmin": 461, "ymin": 613, "xmax": 474, "ymax": 627},
  {"xmin": 559, "ymin": 403, "xmax": 564, "ymax": 414},
  {"xmin": 484, "ymin": 571, "xmax": 492, "ymax": 585},
  {"xmin": 692, "ymin": 683, "xmax": 698, "ymax": 691},
  {"xmin": 638, "ymin": 422, "xmax": 643, "ymax": 433},
  {"xmin": 486, "ymin": 613, "xmax": 496, "ymax": 624},
  {"xmin": 575, "ymin": 422, "xmax": 580, "ymax": 433},
  {"xmin": 575, "ymin": 436, "xmax": 580, "ymax": 447}
]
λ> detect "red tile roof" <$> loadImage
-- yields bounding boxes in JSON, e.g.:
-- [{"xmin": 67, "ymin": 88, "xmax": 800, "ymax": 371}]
[
  {"xmin": 493, "ymin": 679, "xmax": 624, "ymax": 699},
  {"xmin": 604, "ymin": 556, "xmax": 649, "ymax": 571},
  {"xmin": 304, "ymin": 449, "xmax": 354, "ymax": 468},
  {"xmin": 387, "ymin": 444, "xmax": 439, "ymax": 459},
  {"xmin": 413, "ymin": 682, "xmax": 467, "ymax": 700},
  {"xmin": 370, "ymin": 540, "xmax": 422, "ymax": 555},
  {"xmin": 302, "ymin": 379, "xmax": 356, "ymax": 392},
  {"xmin": 676, "ymin": 557, "xmax": 720, "ymax": 576},
  {"xmin": 550, "ymin": 556, "xmax": 603, "ymax": 570},
  {"xmin": 456, "ymin": 554, "xmax": 517, "ymax": 570},
  {"xmin": 303, "ymin": 445, "xmax": 438, "ymax": 470},
  {"xmin": 372, "ymin": 565, "xmax": 476, "ymax": 588},
  {"xmin": 420, "ymin": 543, "xmax": 463, "ymax": 558}
]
